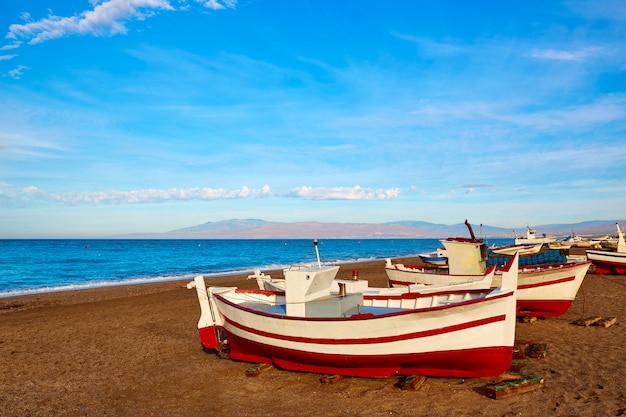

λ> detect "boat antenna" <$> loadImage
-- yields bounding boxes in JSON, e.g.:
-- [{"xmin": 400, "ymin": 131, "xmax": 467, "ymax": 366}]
[
  {"xmin": 314, "ymin": 239, "xmax": 322, "ymax": 269},
  {"xmin": 464, "ymin": 219, "xmax": 477, "ymax": 242}
]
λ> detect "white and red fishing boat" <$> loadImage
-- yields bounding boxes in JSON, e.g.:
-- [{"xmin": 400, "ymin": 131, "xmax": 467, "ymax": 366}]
[
  {"xmin": 586, "ymin": 223, "xmax": 626, "ymax": 275},
  {"xmin": 386, "ymin": 220, "xmax": 591, "ymax": 317},
  {"xmin": 188, "ymin": 241, "xmax": 519, "ymax": 378},
  {"xmin": 492, "ymin": 262, "xmax": 590, "ymax": 317}
]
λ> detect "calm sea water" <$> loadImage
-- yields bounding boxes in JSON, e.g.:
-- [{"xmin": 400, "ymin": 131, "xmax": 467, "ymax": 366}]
[{"xmin": 0, "ymin": 238, "xmax": 513, "ymax": 298}]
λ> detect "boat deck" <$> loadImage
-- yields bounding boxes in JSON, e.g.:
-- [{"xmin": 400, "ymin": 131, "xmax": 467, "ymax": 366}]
[{"xmin": 239, "ymin": 301, "xmax": 406, "ymax": 318}]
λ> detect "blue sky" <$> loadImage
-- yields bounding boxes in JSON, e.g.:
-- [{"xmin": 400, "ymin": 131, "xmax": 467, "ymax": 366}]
[{"xmin": 1, "ymin": 0, "xmax": 625, "ymax": 238}]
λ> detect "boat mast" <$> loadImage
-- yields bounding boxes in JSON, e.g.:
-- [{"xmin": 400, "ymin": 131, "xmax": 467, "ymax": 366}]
[{"xmin": 314, "ymin": 239, "xmax": 322, "ymax": 269}]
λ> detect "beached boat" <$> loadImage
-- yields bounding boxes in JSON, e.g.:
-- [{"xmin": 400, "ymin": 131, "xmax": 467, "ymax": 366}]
[
  {"xmin": 492, "ymin": 262, "xmax": 591, "ymax": 316},
  {"xmin": 418, "ymin": 248, "xmax": 448, "ymax": 267},
  {"xmin": 563, "ymin": 235, "xmax": 607, "ymax": 249},
  {"xmin": 489, "ymin": 243, "xmax": 543, "ymax": 256},
  {"xmin": 188, "ymin": 243, "xmax": 519, "ymax": 378},
  {"xmin": 514, "ymin": 226, "xmax": 556, "ymax": 245},
  {"xmin": 586, "ymin": 223, "xmax": 626, "ymax": 275},
  {"xmin": 386, "ymin": 222, "xmax": 591, "ymax": 317}
]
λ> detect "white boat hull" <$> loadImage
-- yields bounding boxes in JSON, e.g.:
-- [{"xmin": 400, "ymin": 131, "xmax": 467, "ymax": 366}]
[
  {"xmin": 495, "ymin": 262, "xmax": 591, "ymax": 316},
  {"xmin": 190, "ymin": 257, "xmax": 519, "ymax": 378},
  {"xmin": 586, "ymin": 250, "xmax": 626, "ymax": 275},
  {"xmin": 386, "ymin": 259, "xmax": 591, "ymax": 317}
]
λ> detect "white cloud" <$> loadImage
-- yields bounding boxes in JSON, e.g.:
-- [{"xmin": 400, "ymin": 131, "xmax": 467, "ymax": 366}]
[
  {"xmin": 19, "ymin": 184, "xmax": 270, "ymax": 205},
  {"xmin": 197, "ymin": 0, "xmax": 237, "ymax": 10},
  {"xmin": 6, "ymin": 184, "xmax": 403, "ymax": 206},
  {"xmin": 286, "ymin": 185, "xmax": 401, "ymax": 200},
  {"xmin": 7, "ymin": 0, "xmax": 175, "ymax": 44},
  {"xmin": 0, "ymin": 55, "xmax": 18, "ymax": 61},
  {"xmin": 6, "ymin": 0, "xmax": 239, "ymax": 45}
]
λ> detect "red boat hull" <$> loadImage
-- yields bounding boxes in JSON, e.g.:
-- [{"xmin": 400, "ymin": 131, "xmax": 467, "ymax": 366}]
[
  {"xmin": 222, "ymin": 330, "xmax": 513, "ymax": 378},
  {"xmin": 516, "ymin": 299, "xmax": 573, "ymax": 317},
  {"xmin": 592, "ymin": 262, "xmax": 626, "ymax": 275}
]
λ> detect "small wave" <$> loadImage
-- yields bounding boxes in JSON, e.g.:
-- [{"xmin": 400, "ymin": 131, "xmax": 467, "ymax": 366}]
[
  {"xmin": 0, "ymin": 274, "xmax": 200, "ymax": 299},
  {"xmin": 0, "ymin": 254, "xmax": 427, "ymax": 299}
]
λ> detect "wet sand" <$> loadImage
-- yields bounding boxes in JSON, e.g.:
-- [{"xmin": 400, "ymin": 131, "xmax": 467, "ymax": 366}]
[{"xmin": 1, "ymin": 257, "xmax": 624, "ymax": 417}]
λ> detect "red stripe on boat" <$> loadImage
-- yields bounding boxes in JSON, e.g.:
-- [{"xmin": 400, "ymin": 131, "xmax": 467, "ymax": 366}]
[{"xmin": 222, "ymin": 314, "xmax": 507, "ymax": 345}]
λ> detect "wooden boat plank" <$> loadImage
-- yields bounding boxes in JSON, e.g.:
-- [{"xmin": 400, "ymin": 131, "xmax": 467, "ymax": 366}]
[
  {"xmin": 483, "ymin": 376, "xmax": 545, "ymax": 399},
  {"xmin": 320, "ymin": 374, "xmax": 344, "ymax": 384},
  {"xmin": 245, "ymin": 363, "xmax": 274, "ymax": 377},
  {"xmin": 594, "ymin": 317, "xmax": 617, "ymax": 328},
  {"xmin": 398, "ymin": 375, "xmax": 427, "ymax": 390},
  {"xmin": 574, "ymin": 316, "xmax": 602, "ymax": 326}
]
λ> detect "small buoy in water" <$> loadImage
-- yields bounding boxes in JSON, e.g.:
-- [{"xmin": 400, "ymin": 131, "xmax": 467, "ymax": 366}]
[{"xmin": 84, "ymin": 245, "xmax": 88, "ymax": 249}]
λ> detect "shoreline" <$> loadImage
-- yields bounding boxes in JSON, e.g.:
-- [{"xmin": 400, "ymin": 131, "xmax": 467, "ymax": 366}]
[
  {"xmin": 0, "ymin": 255, "xmax": 418, "ymax": 311},
  {"xmin": 0, "ymin": 256, "xmax": 400, "ymax": 314},
  {"xmin": 0, "ymin": 250, "xmax": 425, "ymax": 301},
  {"xmin": 1, "ymin": 257, "xmax": 624, "ymax": 416}
]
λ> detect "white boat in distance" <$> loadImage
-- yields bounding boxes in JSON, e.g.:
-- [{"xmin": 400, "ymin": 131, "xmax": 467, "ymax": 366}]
[
  {"xmin": 489, "ymin": 243, "xmax": 543, "ymax": 256},
  {"xmin": 386, "ymin": 221, "xmax": 591, "ymax": 317},
  {"xmin": 418, "ymin": 248, "xmax": 448, "ymax": 267},
  {"xmin": 586, "ymin": 223, "xmax": 626, "ymax": 275},
  {"xmin": 188, "ymin": 242, "xmax": 519, "ymax": 378},
  {"xmin": 514, "ymin": 225, "xmax": 556, "ymax": 245}
]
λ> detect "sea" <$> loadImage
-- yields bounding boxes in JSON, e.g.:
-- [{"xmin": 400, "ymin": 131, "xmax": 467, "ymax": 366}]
[{"xmin": 0, "ymin": 238, "xmax": 513, "ymax": 298}]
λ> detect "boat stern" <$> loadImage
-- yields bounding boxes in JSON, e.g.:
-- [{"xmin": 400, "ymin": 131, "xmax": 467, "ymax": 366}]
[{"xmin": 187, "ymin": 275, "xmax": 227, "ymax": 350}]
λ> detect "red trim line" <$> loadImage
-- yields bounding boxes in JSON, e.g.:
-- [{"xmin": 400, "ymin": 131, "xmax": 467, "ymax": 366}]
[
  {"xmin": 235, "ymin": 288, "xmax": 284, "ymax": 296},
  {"xmin": 223, "ymin": 314, "xmax": 506, "ymax": 345},
  {"xmin": 517, "ymin": 275, "xmax": 575, "ymax": 290}
]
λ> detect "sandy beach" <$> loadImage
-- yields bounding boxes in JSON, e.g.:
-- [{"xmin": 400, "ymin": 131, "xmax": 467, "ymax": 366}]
[{"xmin": 1, "ymin": 257, "xmax": 624, "ymax": 417}]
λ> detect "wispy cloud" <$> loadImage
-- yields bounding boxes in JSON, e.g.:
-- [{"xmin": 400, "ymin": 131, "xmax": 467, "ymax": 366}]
[
  {"xmin": 565, "ymin": 0, "xmax": 626, "ymax": 22},
  {"xmin": 408, "ymin": 94, "xmax": 626, "ymax": 130},
  {"xmin": 286, "ymin": 186, "xmax": 401, "ymax": 200},
  {"xmin": 391, "ymin": 32, "xmax": 468, "ymax": 56},
  {"xmin": 20, "ymin": 184, "xmax": 270, "ymax": 205},
  {"xmin": 6, "ymin": 0, "xmax": 236, "ymax": 45},
  {"xmin": 457, "ymin": 184, "xmax": 495, "ymax": 194},
  {"xmin": 7, "ymin": 65, "xmax": 29, "ymax": 79},
  {"xmin": 0, "ymin": 132, "xmax": 70, "ymax": 159},
  {"xmin": 527, "ymin": 47, "xmax": 603, "ymax": 61},
  {"xmin": 0, "ymin": 43, "xmax": 21, "ymax": 51}
]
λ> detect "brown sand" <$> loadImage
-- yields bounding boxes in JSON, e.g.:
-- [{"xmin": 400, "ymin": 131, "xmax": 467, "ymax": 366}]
[{"xmin": 1, "ymin": 257, "xmax": 624, "ymax": 417}]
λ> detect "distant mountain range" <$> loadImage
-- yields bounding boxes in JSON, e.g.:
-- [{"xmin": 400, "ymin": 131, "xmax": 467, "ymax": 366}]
[{"xmin": 115, "ymin": 219, "xmax": 625, "ymax": 239}]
